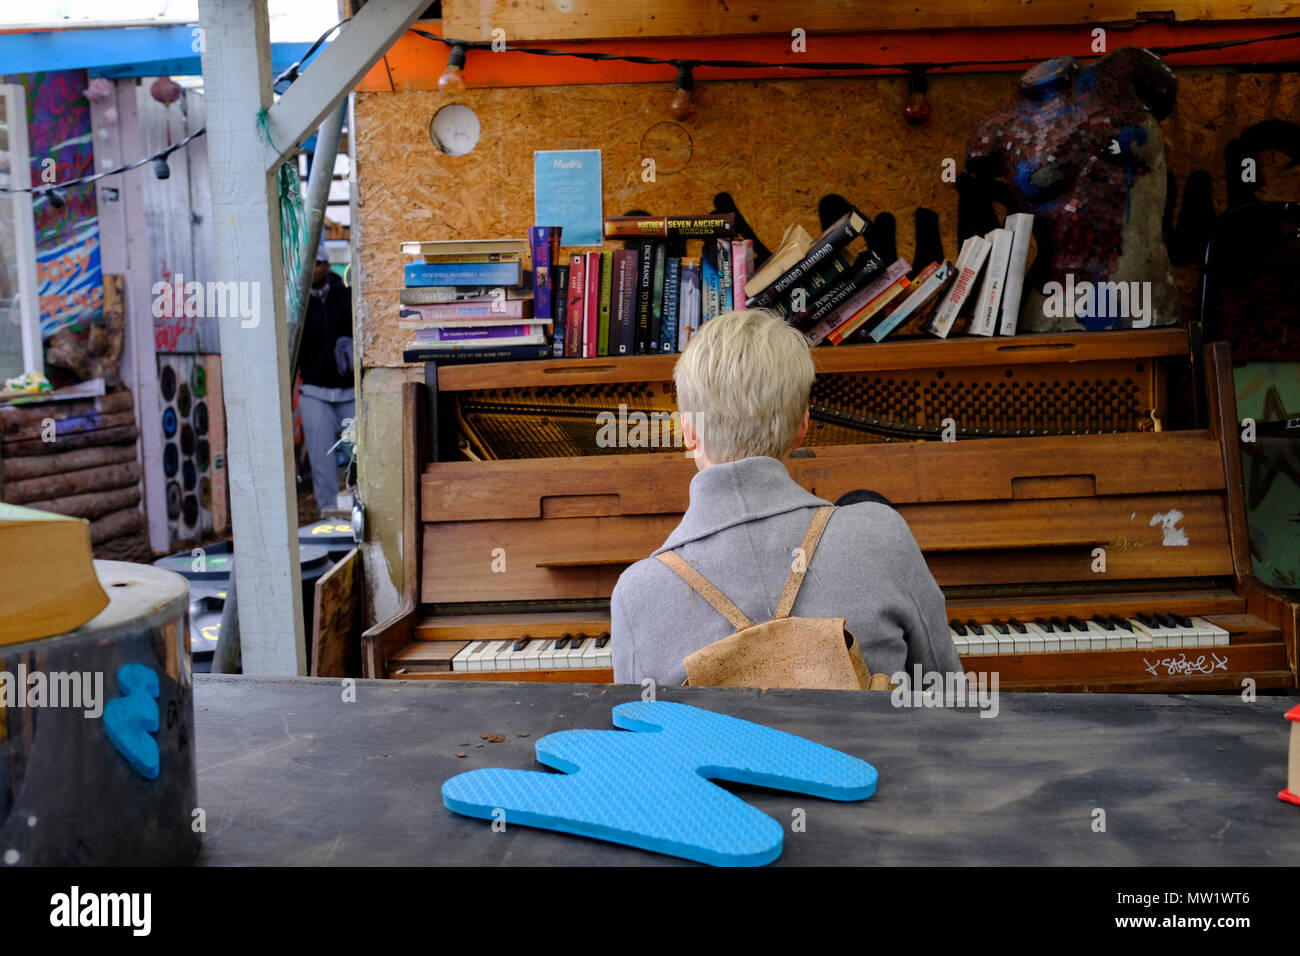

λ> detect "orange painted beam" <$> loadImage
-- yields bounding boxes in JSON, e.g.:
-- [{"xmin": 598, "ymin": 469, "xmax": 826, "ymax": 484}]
[{"xmin": 358, "ymin": 20, "xmax": 1300, "ymax": 92}]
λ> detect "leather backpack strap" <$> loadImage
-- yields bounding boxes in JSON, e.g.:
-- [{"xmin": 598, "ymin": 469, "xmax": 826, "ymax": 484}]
[
  {"xmin": 774, "ymin": 505, "xmax": 834, "ymax": 619},
  {"xmin": 656, "ymin": 551, "xmax": 754, "ymax": 631}
]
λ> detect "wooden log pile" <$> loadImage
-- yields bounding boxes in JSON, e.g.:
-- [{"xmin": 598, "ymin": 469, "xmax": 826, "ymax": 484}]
[{"xmin": 0, "ymin": 390, "xmax": 153, "ymax": 562}]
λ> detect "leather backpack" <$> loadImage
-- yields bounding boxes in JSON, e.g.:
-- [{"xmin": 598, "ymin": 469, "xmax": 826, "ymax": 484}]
[{"xmin": 656, "ymin": 505, "xmax": 893, "ymax": 691}]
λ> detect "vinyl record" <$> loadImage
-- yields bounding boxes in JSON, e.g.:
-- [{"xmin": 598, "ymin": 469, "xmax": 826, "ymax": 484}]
[
  {"xmin": 166, "ymin": 480, "xmax": 182, "ymax": 519},
  {"xmin": 182, "ymin": 494, "xmax": 198, "ymax": 527},
  {"xmin": 163, "ymin": 442, "xmax": 179, "ymax": 477},
  {"xmin": 159, "ymin": 364, "xmax": 177, "ymax": 401},
  {"xmin": 196, "ymin": 438, "xmax": 210, "ymax": 471},
  {"xmin": 161, "ymin": 406, "xmax": 178, "ymax": 438},
  {"xmin": 191, "ymin": 364, "xmax": 207, "ymax": 399},
  {"xmin": 182, "ymin": 459, "xmax": 196, "ymax": 491},
  {"xmin": 180, "ymin": 422, "xmax": 195, "ymax": 456},
  {"xmin": 193, "ymin": 401, "xmax": 208, "ymax": 435},
  {"xmin": 177, "ymin": 382, "xmax": 192, "ymax": 418}
]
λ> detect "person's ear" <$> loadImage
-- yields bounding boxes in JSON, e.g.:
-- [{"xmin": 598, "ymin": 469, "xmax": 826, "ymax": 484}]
[
  {"xmin": 790, "ymin": 408, "xmax": 810, "ymax": 451},
  {"xmin": 680, "ymin": 411, "xmax": 698, "ymax": 450}
]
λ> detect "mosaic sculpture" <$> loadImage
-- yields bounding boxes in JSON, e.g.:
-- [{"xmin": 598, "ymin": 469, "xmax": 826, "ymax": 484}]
[{"xmin": 967, "ymin": 47, "xmax": 1180, "ymax": 331}]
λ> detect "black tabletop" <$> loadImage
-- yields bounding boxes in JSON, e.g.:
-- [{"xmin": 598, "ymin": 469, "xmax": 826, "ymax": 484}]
[{"xmin": 192, "ymin": 676, "xmax": 1299, "ymax": 866}]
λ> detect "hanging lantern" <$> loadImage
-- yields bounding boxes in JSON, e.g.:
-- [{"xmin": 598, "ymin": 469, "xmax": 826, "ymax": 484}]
[{"xmin": 150, "ymin": 77, "xmax": 183, "ymax": 106}]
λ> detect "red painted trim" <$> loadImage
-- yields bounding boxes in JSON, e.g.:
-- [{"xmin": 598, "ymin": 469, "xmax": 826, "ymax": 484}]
[
  {"xmin": 1280, "ymin": 787, "xmax": 1300, "ymax": 805},
  {"xmin": 360, "ymin": 20, "xmax": 1300, "ymax": 92}
]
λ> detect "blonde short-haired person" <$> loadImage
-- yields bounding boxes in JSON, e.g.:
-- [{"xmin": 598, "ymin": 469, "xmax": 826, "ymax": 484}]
[{"xmin": 610, "ymin": 308, "xmax": 961, "ymax": 687}]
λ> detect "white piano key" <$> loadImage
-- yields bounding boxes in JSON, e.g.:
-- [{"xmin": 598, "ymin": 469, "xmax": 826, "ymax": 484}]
[
  {"xmin": 1193, "ymin": 616, "xmax": 1231, "ymax": 647},
  {"xmin": 987, "ymin": 625, "xmax": 1015, "ymax": 655},
  {"xmin": 467, "ymin": 640, "xmax": 504, "ymax": 672},
  {"xmin": 1023, "ymin": 621, "xmax": 1051, "ymax": 652},
  {"xmin": 1085, "ymin": 621, "xmax": 1120, "ymax": 651},
  {"xmin": 523, "ymin": 638, "xmax": 550, "ymax": 670},
  {"xmin": 1053, "ymin": 625, "xmax": 1076, "ymax": 652},
  {"xmin": 1007, "ymin": 624, "xmax": 1031, "ymax": 654},
  {"xmin": 562, "ymin": 637, "xmax": 589, "ymax": 667},
  {"xmin": 503, "ymin": 639, "xmax": 531, "ymax": 670},
  {"xmin": 451, "ymin": 641, "xmax": 481, "ymax": 673},
  {"xmin": 593, "ymin": 636, "xmax": 613, "ymax": 668},
  {"xmin": 1131, "ymin": 618, "xmax": 1172, "ymax": 649},
  {"xmin": 580, "ymin": 638, "xmax": 603, "ymax": 668},
  {"xmin": 538, "ymin": 638, "xmax": 563, "ymax": 669}
]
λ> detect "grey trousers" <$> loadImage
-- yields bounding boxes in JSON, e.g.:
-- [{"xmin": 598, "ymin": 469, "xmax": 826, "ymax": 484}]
[{"xmin": 299, "ymin": 387, "xmax": 355, "ymax": 513}]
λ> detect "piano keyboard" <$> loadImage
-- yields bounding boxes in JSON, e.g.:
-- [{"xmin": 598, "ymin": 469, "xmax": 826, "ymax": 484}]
[
  {"xmin": 949, "ymin": 613, "xmax": 1230, "ymax": 656},
  {"xmin": 451, "ymin": 633, "xmax": 613, "ymax": 672}
]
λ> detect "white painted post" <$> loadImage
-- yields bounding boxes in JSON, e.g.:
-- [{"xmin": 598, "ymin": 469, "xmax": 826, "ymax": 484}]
[{"xmin": 198, "ymin": 0, "xmax": 304, "ymax": 675}]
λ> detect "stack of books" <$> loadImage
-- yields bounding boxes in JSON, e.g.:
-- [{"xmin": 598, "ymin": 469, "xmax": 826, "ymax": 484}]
[
  {"xmin": 399, "ymin": 237, "xmax": 547, "ymax": 364},
  {"xmin": 572, "ymin": 214, "xmax": 740, "ymax": 356},
  {"xmin": 922, "ymin": 212, "xmax": 1035, "ymax": 339},
  {"xmin": 737, "ymin": 208, "xmax": 923, "ymax": 346},
  {"xmin": 397, "ymin": 211, "xmax": 1036, "ymax": 365}
]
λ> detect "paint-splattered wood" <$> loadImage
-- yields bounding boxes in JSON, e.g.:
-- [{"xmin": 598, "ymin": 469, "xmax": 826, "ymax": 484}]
[
  {"xmin": 191, "ymin": 676, "xmax": 1300, "ymax": 865},
  {"xmin": 311, "ymin": 548, "xmax": 363, "ymax": 678}
]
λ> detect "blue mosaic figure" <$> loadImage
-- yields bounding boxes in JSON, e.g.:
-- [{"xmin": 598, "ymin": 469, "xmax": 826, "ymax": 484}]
[
  {"xmin": 442, "ymin": 701, "xmax": 877, "ymax": 866},
  {"xmin": 103, "ymin": 663, "xmax": 161, "ymax": 780}
]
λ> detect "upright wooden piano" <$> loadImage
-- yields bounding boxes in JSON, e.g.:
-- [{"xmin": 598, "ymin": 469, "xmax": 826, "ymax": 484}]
[{"xmin": 364, "ymin": 329, "xmax": 1298, "ymax": 693}]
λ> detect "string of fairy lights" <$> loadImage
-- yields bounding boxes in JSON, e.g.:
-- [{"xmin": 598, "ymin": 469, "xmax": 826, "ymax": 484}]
[{"xmin": 4, "ymin": 20, "xmax": 1300, "ymax": 202}]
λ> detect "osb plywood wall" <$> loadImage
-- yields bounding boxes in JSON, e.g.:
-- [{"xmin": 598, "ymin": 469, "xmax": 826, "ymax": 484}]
[{"xmin": 353, "ymin": 71, "xmax": 1300, "ymax": 368}]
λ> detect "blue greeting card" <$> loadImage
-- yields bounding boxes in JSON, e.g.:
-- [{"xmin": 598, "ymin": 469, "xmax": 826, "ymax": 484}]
[{"xmin": 534, "ymin": 149, "xmax": 602, "ymax": 247}]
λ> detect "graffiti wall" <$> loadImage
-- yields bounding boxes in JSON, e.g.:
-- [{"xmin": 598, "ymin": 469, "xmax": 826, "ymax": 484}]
[{"xmin": 1, "ymin": 69, "xmax": 101, "ymax": 339}]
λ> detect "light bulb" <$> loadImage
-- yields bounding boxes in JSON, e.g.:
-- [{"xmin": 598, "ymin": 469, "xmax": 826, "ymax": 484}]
[
  {"xmin": 904, "ymin": 68, "xmax": 931, "ymax": 126},
  {"xmin": 153, "ymin": 156, "xmax": 171, "ymax": 179},
  {"xmin": 47, "ymin": 188, "xmax": 65, "ymax": 209},
  {"xmin": 439, "ymin": 44, "xmax": 467, "ymax": 94},
  {"xmin": 670, "ymin": 63, "xmax": 696, "ymax": 120}
]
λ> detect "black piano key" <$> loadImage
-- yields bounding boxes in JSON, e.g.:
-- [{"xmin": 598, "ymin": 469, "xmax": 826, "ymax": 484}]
[
  {"xmin": 966, "ymin": 619, "xmax": 982, "ymax": 635},
  {"xmin": 1156, "ymin": 612, "xmax": 1178, "ymax": 629},
  {"xmin": 1135, "ymin": 612, "xmax": 1158, "ymax": 627},
  {"xmin": 1174, "ymin": 613, "xmax": 1194, "ymax": 628},
  {"xmin": 990, "ymin": 618, "xmax": 1009, "ymax": 635},
  {"xmin": 1110, "ymin": 615, "xmax": 1133, "ymax": 632},
  {"xmin": 555, "ymin": 633, "xmax": 572, "ymax": 650},
  {"xmin": 595, "ymin": 633, "xmax": 610, "ymax": 648},
  {"xmin": 1091, "ymin": 615, "xmax": 1114, "ymax": 631},
  {"xmin": 1009, "ymin": 618, "xmax": 1027, "ymax": 634},
  {"xmin": 950, "ymin": 618, "xmax": 968, "ymax": 636},
  {"xmin": 512, "ymin": 636, "xmax": 531, "ymax": 652},
  {"xmin": 1035, "ymin": 617, "xmax": 1055, "ymax": 632},
  {"xmin": 1066, "ymin": 616, "xmax": 1088, "ymax": 632}
]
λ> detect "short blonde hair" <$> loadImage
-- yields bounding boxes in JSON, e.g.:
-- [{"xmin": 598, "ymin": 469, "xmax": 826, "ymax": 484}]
[{"xmin": 673, "ymin": 309, "xmax": 816, "ymax": 462}]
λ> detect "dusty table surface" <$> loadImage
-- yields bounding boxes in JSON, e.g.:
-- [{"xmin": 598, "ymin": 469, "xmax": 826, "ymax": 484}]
[{"xmin": 192, "ymin": 675, "xmax": 1299, "ymax": 866}]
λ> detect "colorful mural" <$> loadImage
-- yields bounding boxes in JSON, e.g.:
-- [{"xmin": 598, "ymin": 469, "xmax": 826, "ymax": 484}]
[{"xmin": 1, "ymin": 69, "xmax": 101, "ymax": 339}]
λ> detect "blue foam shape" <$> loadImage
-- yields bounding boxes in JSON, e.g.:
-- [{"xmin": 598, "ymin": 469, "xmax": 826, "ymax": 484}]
[
  {"xmin": 102, "ymin": 663, "xmax": 161, "ymax": 780},
  {"xmin": 442, "ymin": 700, "xmax": 877, "ymax": 866}
]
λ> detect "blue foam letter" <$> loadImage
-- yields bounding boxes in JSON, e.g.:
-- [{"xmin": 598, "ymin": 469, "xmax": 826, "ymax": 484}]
[
  {"xmin": 442, "ymin": 701, "xmax": 877, "ymax": 866},
  {"xmin": 102, "ymin": 663, "xmax": 161, "ymax": 780}
]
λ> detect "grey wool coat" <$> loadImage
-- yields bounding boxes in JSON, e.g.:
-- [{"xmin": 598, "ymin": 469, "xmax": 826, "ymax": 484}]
[{"xmin": 610, "ymin": 455, "xmax": 962, "ymax": 687}]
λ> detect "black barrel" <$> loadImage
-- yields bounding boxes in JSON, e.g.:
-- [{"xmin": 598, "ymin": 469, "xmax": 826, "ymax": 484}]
[{"xmin": 298, "ymin": 518, "xmax": 356, "ymax": 564}]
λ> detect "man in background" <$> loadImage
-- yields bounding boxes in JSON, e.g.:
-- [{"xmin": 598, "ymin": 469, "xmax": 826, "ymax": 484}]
[{"xmin": 298, "ymin": 244, "xmax": 354, "ymax": 513}]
